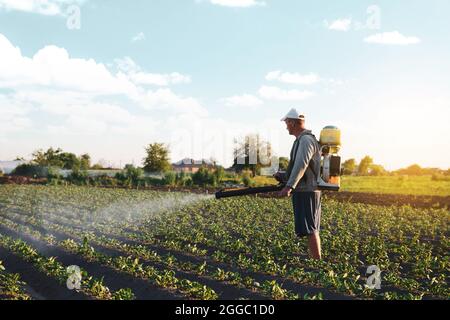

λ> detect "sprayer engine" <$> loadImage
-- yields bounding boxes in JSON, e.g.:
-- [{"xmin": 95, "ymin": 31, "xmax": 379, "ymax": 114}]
[{"xmin": 317, "ymin": 126, "xmax": 341, "ymax": 191}]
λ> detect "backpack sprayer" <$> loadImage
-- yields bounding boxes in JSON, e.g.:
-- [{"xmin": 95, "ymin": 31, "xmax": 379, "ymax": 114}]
[{"xmin": 215, "ymin": 126, "xmax": 341, "ymax": 199}]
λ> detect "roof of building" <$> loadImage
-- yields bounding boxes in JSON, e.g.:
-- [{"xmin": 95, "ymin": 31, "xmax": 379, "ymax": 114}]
[{"xmin": 173, "ymin": 158, "xmax": 215, "ymax": 166}]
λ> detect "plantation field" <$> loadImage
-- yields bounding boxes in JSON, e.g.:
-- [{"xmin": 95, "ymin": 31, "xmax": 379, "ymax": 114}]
[
  {"xmin": 252, "ymin": 175, "xmax": 450, "ymax": 197},
  {"xmin": 0, "ymin": 185, "xmax": 448, "ymax": 300},
  {"xmin": 340, "ymin": 176, "xmax": 450, "ymax": 197}
]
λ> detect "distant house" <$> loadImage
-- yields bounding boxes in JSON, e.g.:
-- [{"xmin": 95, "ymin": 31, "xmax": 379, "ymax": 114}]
[
  {"xmin": 0, "ymin": 160, "xmax": 28, "ymax": 174},
  {"xmin": 172, "ymin": 158, "xmax": 215, "ymax": 174}
]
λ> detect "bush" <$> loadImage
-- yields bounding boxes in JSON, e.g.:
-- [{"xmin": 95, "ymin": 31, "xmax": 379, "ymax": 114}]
[
  {"xmin": 175, "ymin": 171, "xmax": 186, "ymax": 185},
  {"xmin": 68, "ymin": 169, "xmax": 89, "ymax": 185},
  {"xmin": 163, "ymin": 171, "xmax": 177, "ymax": 186},
  {"xmin": 192, "ymin": 167, "xmax": 216, "ymax": 187},
  {"xmin": 175, "ymin": 171, "xmax": 195, "ymax": 187},
  {"xmin": 214, "ymin": 166, "xmax": 225, "ymax": 184},
  {"xmin": 124, "ymin": 165, "xmax": 143, "ymax": 186},
  {"xmin": 114, "ymin": 165, "xmax": 144, "ymax": 187},
  {"xmin": 12, "ymin": 164, "xmax": 49, "ymax": 178},
  {"xmin": 47, "ymin": 167, "xmax": 63, "ymax": 185},
  {"xmin": 95, "ymin": 175, "xmax": 118, "ymax": 187},
  {"xmin": 144, "ymin": 177, "xmax": 164, "ymax": 186},
  {"xmin": 431, "ymin": 174, "xmax": 450, "ymax": 182},
  {"xmin": 241, "ymin": 171, "xmax": 255, "ymax": 187},
  {"xmin": 184, "ymin": 177, "xmax": 193, "ymax": 187}
]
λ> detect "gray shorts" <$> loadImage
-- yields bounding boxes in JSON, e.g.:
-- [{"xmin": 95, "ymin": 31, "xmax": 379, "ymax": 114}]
[{"xmin": 292, "ymin": 191, "xmax": 321, "ymax": 237}]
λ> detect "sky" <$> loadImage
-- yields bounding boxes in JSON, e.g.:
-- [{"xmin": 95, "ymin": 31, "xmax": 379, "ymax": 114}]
[{"xmin": 0, "ymin": 0, "xmax": 449, "ymax": 170}]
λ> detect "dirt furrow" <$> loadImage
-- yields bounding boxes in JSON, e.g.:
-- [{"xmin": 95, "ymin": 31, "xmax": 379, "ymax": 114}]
[
  {"xmin": 0, "ymin": 218, "xmax": 267, "ymax": 300},
  {"xmin": 0, "ymin": 224, "xmax": 183, "ymax": 300},
  {"xmin": 0, "ymin": 247, "xmax": 88, "ymax": 300}
]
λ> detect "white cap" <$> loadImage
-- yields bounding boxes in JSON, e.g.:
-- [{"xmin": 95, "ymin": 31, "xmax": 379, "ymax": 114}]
[{"xmin": 281, "ymin": 108, "xmax": 305, "ymax": 121}]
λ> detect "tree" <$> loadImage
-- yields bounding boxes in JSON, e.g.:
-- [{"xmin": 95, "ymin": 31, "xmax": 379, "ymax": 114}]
[
  {"xmin": 342, "ymin": 159, "xmax": 357, "ymax": 175},
  {"xmin": 32, "ymin": 147, "xmax": 64, "ymax": 167},
  {"xmin": 231, "ymin": 134, "xmax": 273, "ymax": 177},
  {"xmin": 80, "ymin": 154, "xmax": 91, "ymax": 170},
  {"xmin": 58, "ymin": 152, "xmax": 80, "ymax": 170},
  {"xmin": 31, "ymin": 147, "xmax": 90, "ymax": 170},
  {"xmin": 357, "ymin": 156, "xmax": 373, "ymax": 176},
  {"xmin": 369, "ymin": 164, "xmax": 387, "ymax": 176},
  {"xmin": 91, "ymin": 163, "xmax": 104, "ymax": 170},
  {"xmin": 142, "ymin": 143, "xmax": 171, "ymax": 173},
  {"xmin": 396, "ymin": 164, "xmax": 422, "ymax": 175},
  {"xmin": 278, "ymin": 157, "xmax": 289, "ymax": 171},
  {"xmin": 406, "ymin": 164, "xmax": 422, "ymax": 175}
]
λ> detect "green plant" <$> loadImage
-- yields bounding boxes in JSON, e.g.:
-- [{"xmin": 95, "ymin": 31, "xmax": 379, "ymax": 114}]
[
  {"xmin": 163, "ymin": 171, "xmax": 177, "ymax": 186},
  {"xmin": 192, "ymin": 167, "xmax": 216, "ymax": 187},
  {"xmin": 11, "ymin": 164, "xmax": 49, "ymax": 178},
  {"xmin": 242, "ymin": 171, "xmax": 254, "ymax": 187},
  {"xmin": 68, "ymin": 169, "xmax": 89, "ymax": 185}
]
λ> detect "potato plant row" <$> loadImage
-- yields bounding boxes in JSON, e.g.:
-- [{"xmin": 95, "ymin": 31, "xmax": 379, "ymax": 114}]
[
  {"xmin": 0, "ymin": 260, "xmax": 31, "ymax": 300},
  {"xmin": 0, "ymin": 185, "xmax": 448, "ymax": 300}
]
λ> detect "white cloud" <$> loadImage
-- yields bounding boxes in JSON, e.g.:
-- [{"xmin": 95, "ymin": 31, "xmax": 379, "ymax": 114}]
[
  {"xmin": 131, "ymin": 32, "xmax": 146, "ymax": 43},
  {"xmin": 325, "ymin": 18, "xmax": 352, "ymax": 31},
  {"xmin": 115, "ymin": 57, "xmax": 191, "ymax": 86},
  {"xmin": 221, "ymin": 94, "xmax": 263, "ymax": 107},
  {"xmin": 0, "ymin": 34, "xmax": 137, "ymax": 96},
  {"xmin": 0, "ymin": 0, "xmax": 85, "ymax": 16},
  {"xmin": 203, "ymin": 0, "xmax": 265, "ymax": 8},
  {"xmin": 132, "ymin": 72, "xmax": 191, "ymax": 86},
  {"xmin": 0, "ymin": 94, "xmax": 32, "ymax": 135},
  {"xmin": 138, "ymin": 88, "xmax": 207, "ymax": 115},
  {"xmin": 0, "ymin": 32, "xmax": 207, "ymax": 146},
  {"xmin": 0, "ymin": 34, "xmax": 201, "ymax": 116},
  {"xmin": 258, "ymin": 86, "xmax": 314, "ymax": 101},
  {"xmin": 9, "ymin": 89, "xmax": 159, "ymax": 136},
  {"xmin": 0, "ymin": 33, "xmax": 289, "ymax": 168},
  {"xmin": 265, "ymin": 70, "xmax": 320, "ymax": 85},
  {"xmin": 364, "ymin": 31, "xmax": 421, "ymax": 45}
]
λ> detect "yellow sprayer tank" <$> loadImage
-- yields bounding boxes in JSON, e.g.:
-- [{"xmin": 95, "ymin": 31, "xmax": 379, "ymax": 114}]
[{"xmin": 320, "ymin": 126, "xmax": 341, "ymax": 153}]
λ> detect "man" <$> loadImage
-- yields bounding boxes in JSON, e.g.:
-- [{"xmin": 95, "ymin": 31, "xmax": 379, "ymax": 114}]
[{"xmin": 274, "ymin": 108, "xmax": 322, "ymax": 260}]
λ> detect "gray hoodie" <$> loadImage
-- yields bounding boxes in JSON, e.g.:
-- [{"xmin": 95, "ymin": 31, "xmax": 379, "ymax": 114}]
[{"xmin": 283, "ymin": 130, "xmax": 321, "ymax": 192}]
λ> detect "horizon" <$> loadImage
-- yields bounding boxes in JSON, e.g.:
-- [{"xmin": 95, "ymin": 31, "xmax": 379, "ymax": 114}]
[
  {"xmin": 1, "ymin": 1, "xmax": 450, "ymax": 171},
  {"xmin": 0, "ymin": 152, "xmax": 448, "ymax": 172}
]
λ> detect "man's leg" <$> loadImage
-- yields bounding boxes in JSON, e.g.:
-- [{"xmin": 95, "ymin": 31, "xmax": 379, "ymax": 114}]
[{"xmin": 307, "ymin": 232, "xmax": 321, "ymax": 260}]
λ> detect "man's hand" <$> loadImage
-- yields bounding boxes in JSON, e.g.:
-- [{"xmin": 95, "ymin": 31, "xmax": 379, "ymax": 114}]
[{"xmin": 279, "ymin": 186, "xmax": 293, "ymax": 198}]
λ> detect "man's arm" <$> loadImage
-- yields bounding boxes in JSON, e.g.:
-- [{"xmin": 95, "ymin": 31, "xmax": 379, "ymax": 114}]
[{"xmin": 286, "ymin": 136, "xmax": 316, "ymax": 189}]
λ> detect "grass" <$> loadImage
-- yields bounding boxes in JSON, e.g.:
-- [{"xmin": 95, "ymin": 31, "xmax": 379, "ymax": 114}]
[
  {"xmin": 250, "ymin": 175, "xmax": 450, "ymax": 197},
  {"xmin": 340, "ymin": 176, "xmax": 450, "ymax": 197}
]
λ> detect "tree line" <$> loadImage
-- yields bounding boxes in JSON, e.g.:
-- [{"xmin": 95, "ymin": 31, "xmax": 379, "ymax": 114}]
[
  {"xmin": 5, "ymin": 139, "xmax": 449, "ymax": 179},
  {"xmin": 342, "ymin": 156, "xmax": 450, "ymax": 176}
]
